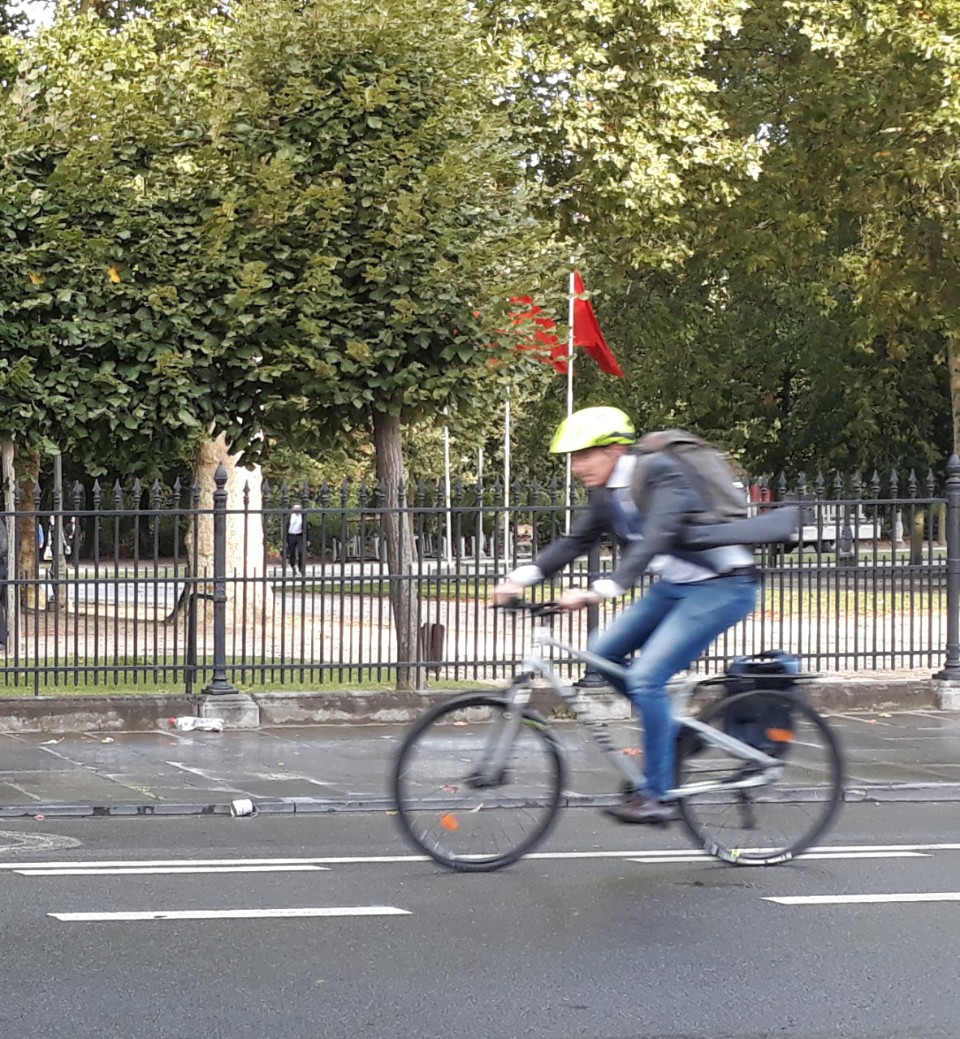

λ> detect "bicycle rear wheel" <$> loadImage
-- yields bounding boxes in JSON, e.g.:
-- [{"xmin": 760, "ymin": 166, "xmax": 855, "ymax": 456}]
[
  {"xmin": 392, "ymin": 691, "xmax": 565, "ymax": 872},
  {"xmin": 675, "ymin": 689, "xmax": 844, "ymax": 865}
]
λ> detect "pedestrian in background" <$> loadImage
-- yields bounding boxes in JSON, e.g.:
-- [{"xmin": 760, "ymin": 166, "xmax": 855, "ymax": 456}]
[
  {"xmin": 63, "ymin": 516, "xmax": 82, "ymax": 563},
  {"xmin": 43, "ymin": 515, "xmax": 67, "ymax": 609},
  {"xmin": 285, "ymin": 502, "xmax": 308, "ymax": 576}
]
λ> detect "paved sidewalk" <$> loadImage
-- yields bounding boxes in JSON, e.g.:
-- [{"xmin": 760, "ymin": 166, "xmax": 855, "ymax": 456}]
[{"xmin": 1, "ymin": 707, "xmax": 959, "ymax": 818}]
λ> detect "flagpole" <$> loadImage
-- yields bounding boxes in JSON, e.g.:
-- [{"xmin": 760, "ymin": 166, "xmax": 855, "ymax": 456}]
[
  {"xmin": 570, "ymin": 270, "xmax": 606, "ymax": 691},
  {"xmin": 503, "ymin": 387, "xmax": 511, "ymax": 562},
  {"xmin": 442, "ymin": 407, "xmax": 452, "ymax": 566},
  {"xmin": 477, "ymin": 445, "xmax": 484, "ymax": 558},
  {"xmin": 565, "ymin": 260, "xmax": 575, "ymax": 532}
]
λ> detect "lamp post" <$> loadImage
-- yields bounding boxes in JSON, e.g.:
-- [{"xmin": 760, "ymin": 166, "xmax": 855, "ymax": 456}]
[{"xmin": 202, "ymin": 463, "xmax": 238, "ymax": 696}]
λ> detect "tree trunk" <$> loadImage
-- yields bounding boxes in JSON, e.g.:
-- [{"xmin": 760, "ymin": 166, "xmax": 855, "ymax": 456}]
[
  {"xmin": 910, "ymin": 509, "xmax": 926, "ymax": 567},
  {"xmin": 373, "ymin": 410, "xmax": 425, "ymax": 692},
  {"xmin": 15, "ymin": 447, "xmax": 41, "ymax": 611},
  {"xmin": 187, "ymin": 433, "xmax": 273, "ymax": 633},
  {"xmin": 950, "ymin": 334, "xmax": 960, "ymax": 455}
]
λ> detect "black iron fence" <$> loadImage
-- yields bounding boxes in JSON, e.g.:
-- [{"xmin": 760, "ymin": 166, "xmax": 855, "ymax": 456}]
[{"xmin": 1, "ymin": 458, "xmax": 958, "ymax": 695}]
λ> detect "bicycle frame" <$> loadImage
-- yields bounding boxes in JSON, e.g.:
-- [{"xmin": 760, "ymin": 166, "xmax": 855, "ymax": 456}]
[{"xmin": 484, "ymin": 619, "xmax": 783, "ymax": 802}]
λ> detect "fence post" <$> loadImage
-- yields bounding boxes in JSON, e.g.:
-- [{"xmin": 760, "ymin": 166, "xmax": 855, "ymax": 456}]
[
  {"xmin": 935, "ymin": 454, "xmax": 960, "ymax": 693},
  {"xmin": 185, "ymin": 587, "xmax": 198, "ymax": 698},
  {"xmin": 202, "ymin": 463, "xmax": 237, "ymax": 697}
]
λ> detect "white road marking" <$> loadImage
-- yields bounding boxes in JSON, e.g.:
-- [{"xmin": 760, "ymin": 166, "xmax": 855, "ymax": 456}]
[
  {"xmin": 791, "ymin": 851, "xmax": 928, "ymax": 859},
  {"xmin": 524, "ymin": 844, "xmax": 952, "ymax": 860},
  {"xmin": 163, "ymin": 763, "xmax": 229, "ymax": 783},
  {"xmin": 0, "ymin": 857, "xmax": 371, "ymax": 870},
  {"xmin": 627, "ymin": 851, "xmax": 928, "ymax": 864},
  {"xmin": 49, "ymin": 906, "xmax": 411, "ymax": 922},
  {"xmin": 768, "ymin": 851, "xmax": 928, "ymax": 860},
  {"xmin": 17, "ymin": 864, "xmax": 330, "ymax": 876},
  {"xmin": 0, "ymin": 843, "xmax": 957, "ymax": 871},
  {"xmin": 766, "ymin": 892, "xmax": 960, "ymax": 906},
  {"xmin": 797, "ymin": 843, "xmax": 960, "ymax": 853},
  {"xmin": 0, "ymin": 832, "xmax": 82, "ymax": 854}
]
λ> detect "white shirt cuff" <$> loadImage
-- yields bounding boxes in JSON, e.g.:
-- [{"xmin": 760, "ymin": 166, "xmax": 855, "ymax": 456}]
[
  {"xmin": 507, "ymin": 565, "xmax": 544, "ymax": 587},
  {"xmin": 591, "ymin": 578, "xmax": 626, "ymax": 598}
]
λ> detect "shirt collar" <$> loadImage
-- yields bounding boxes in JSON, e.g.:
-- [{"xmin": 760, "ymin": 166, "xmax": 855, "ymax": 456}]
[{"xmin": 606, "ymin": 453, "xmax": 637, "ymax": 490}]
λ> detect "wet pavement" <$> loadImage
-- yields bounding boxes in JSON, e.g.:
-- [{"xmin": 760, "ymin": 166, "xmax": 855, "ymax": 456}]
[{"xmin": 1, "ymin": 706, "xmax": 960, "ymax": 817}]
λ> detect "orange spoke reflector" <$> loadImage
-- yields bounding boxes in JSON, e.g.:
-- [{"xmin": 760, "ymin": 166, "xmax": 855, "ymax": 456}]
[
  {"xmin": 440, "ymin": 813, "xmax": 460, "ymax": 832},
  {"xmin": 766, "ymin": 728, "xmax": 795, "ymax": 743}
]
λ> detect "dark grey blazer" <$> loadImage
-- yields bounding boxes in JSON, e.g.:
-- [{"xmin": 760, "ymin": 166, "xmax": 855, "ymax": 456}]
[
  {"xmin": 532, "ymin": 453, "xmax": 708, "ymax": 588},
  {"xmin": 531, "ymin": 453, "xmax": 797, "ymax": 588}
]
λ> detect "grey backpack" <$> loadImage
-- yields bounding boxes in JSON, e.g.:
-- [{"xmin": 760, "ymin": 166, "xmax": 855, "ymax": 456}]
[{"xmin": 631, "ymin": 429, "xmax": 748, "ymax": 523}]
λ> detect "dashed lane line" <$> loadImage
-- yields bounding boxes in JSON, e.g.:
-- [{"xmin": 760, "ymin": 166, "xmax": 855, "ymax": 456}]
[
  {"xmin": 0, "ymin": 857, "xmax": 355, "ymax": 871},
  {"xmin": 766, "ymin": 892, "xmax": 960, "ymax": 906},
  {"xmin": 18, "ymin": 864, "xmax": 331, "ymax": 876},
  {"xmin": 49, "ymin": 906, "xmax": 411, "ymax": 922},
  {"xmin": 628, "ymin": 851, "xmax": 928, "ymax": 864}
]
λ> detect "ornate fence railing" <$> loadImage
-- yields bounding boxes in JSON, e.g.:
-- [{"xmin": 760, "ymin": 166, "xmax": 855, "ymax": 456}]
[{"xmin": 1, "ymin": 459, "xmax": 957, "ymax": 695}]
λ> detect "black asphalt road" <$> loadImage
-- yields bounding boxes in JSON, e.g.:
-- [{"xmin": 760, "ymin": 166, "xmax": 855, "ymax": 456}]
[{"xmin": 0, "ymin": 803, "xmax": 957, "ymax": 1039}]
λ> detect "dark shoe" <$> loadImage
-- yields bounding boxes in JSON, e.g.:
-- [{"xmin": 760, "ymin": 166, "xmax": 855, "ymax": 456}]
[{"xmin": 602, "ymin": 794, "xmax": 675, "ymax": 825}]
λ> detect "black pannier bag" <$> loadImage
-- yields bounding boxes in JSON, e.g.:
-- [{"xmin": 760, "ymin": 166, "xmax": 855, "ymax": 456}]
[{"xmin": 723, "ymin": 650, "xmax": 804, "ymax": 757}]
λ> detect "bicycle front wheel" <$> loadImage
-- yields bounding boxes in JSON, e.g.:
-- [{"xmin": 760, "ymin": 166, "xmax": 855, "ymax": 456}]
[
  {"xmin": 675, "ymin": 689, "xmax": 844, "ymax": 865},
  {"xmin": 392, "ymin": 692, "xmax": 565, "ymax": 872}
]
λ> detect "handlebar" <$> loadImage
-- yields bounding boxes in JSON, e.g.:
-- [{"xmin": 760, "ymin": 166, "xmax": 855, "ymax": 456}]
[{"xmin": 493, "ymin": 597, "xmax": 565, "ymax": 620}]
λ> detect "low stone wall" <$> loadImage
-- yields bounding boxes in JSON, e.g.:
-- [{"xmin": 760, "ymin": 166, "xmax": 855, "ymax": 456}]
[{"xmin": 0, "ymin": 673, "xmax": 942, "ymax": 732}]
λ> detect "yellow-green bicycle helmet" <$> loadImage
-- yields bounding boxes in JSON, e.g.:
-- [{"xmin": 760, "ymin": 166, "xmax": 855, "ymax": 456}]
[{"xmin": 549, "ymin": 406, "xmax": 636, "ymax": 453}]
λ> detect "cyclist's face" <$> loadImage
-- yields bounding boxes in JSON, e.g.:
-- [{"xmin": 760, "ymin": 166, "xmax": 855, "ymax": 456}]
[{"xmin": 570, "ymin": 445, "xmax": 622, "ymax": 487}]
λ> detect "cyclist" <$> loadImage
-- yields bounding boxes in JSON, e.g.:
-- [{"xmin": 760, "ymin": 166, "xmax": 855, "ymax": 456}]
[{"xmin": 493, "ymin": 406, "xmax": 758, "ymax": 824}]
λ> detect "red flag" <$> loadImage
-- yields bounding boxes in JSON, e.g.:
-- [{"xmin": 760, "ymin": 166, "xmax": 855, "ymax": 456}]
[
  {"xmin": 572, "ymin": 271, "xmax": 623, "ymax": 377},
  {"xmin": 506, "ymin": 296, "xmax": 567, "ymax": 372}
]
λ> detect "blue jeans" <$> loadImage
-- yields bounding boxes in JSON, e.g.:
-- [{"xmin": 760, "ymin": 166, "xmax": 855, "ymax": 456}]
[{"xmin": 589, "ymin": 576, "xmax": 758, "ymax": 800}]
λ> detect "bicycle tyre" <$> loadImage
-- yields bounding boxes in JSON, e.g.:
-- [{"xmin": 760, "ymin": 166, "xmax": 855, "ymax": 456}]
[
  {"xmin": 392, "ymin": 691, "xmax": 565, "ymax": 872},
  {"xmin": 675, "ymin": 688, "xmax": 844, "ymax": 865}
]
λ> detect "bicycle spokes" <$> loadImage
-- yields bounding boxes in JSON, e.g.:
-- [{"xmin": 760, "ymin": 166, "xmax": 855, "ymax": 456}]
[
  {"xmin": 392, "ymin": 692, "xmax": 566, "ymax": 872},
  {"xmin": 675, "ymin": 690, "xmax": 843, "ymax": 865}
]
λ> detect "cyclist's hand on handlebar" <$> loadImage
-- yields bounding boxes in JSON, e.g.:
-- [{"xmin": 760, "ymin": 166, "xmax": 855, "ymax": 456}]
[
  {"xmin": 558, "ymin": 588, "xmax": 603, "ymax": 611},
  {"xmin": 493, "ymin": 579, "xmax": 525, "ymax": 605}
]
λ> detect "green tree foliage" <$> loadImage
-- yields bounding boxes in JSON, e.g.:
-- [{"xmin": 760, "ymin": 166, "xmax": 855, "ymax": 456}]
[
  {"xmin": 476, "ymin": 0, "xmax": 774, "ymax": 468},
  {"xmin": 201, "ymin": 0, "xmax": 557, "ymax": 444},
  {"xmin": 482, "ymin": 0, "xmax": 959, "ymax": 479},
  {"xmin": 0, "ymin": 1, "xmax": 27, "ymax": 39},
  {"xmin": 4, "ymin": 0, "xmax": 959, "ymax": 492},
  {"xmin": 481, "ymin": 0, "xmax": 764, "ymax": 262},
  {"xmin": 662, "ymin": 0, "xmax": 959, "ymax": 474},
  {"xmin": 786, "ymin": 0, "xmax": 960, "ymax": 458},
  {"xmin": 0, "ymin": 6, "xmax": 262, "ymax": 475},
  {"xmin": 0, "ymin": 0, "xmax": 557, "ymax": 474}
]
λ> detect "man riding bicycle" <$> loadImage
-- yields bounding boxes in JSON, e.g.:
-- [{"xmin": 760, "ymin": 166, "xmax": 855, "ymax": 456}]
[{"xmin": 493, "ymin": 406, "xmax": 759, "ymax": 824}]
